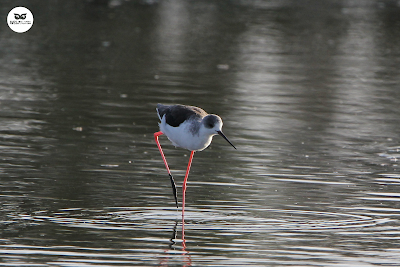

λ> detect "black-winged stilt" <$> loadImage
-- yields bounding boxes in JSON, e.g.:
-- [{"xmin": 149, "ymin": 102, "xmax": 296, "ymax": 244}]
[{"xmin": 154, "ymin": 104, "xmax": 236, "ymax": 218}]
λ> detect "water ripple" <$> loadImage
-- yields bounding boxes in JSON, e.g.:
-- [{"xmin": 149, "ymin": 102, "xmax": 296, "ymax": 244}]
[
  {"xmin": 9, "ymin": 206, "xmax": 390, "ymax": 233},
  {"xmin": 2, "ymin": 206, "xmax": 396, "ymax": 266}
]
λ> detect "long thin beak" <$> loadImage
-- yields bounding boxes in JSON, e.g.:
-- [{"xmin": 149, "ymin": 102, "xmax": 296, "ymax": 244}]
[{"xmin": 217, "ymin": 131, "xmax": 236, "ymax": 149}]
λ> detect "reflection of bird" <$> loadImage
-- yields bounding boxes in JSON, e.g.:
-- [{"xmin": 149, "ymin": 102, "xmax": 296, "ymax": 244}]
[
  {"xmin": 154, "ymin": 104, "xmax": 236, "ymax": 217},
  {"xmin": 14, "ymin": 13, "xmax": 27, "ymax": 20}
]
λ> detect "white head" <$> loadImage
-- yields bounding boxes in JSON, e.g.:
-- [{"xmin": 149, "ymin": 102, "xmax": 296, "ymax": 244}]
[
  {"xmin": 202, "ymin": 114, "xmax": 223, "ymax": 134},
  {"xmin": 202, "ymin": 114, "xmax": 236, "ymax": 149}
]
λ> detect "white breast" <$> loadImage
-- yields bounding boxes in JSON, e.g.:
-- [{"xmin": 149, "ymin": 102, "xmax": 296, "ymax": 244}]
[{"xmin": 159, "ymin": 116, "xmax": 214, "ymax": 151}]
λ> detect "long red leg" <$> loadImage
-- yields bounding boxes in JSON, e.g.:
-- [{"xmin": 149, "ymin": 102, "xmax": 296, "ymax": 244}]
[
  {"xmin": 181, "ymin": 150, "xmax": 195, "ymax": 240},
  {"xmin": 154, "ymin": 131, "xmax": 178, "ymax": 208}
]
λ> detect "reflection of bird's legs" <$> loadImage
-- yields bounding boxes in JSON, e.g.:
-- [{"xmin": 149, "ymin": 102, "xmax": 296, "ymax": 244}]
[
  {"xmin": 159, "ymin": 221, "xmax": 179, "ymax": 266},
  {"xmin": 169, "ymin": 221, "xmax": 178, "ymax": 249}
]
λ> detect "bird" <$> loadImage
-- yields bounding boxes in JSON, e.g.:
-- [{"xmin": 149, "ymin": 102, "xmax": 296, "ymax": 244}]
[{"xmin": 154, "ymin": 104, "xmax": 236, "ymax": 219}]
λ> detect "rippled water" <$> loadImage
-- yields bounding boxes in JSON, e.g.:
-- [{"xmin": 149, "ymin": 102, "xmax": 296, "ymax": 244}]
[{"xmin": 1, "ymin": 0, "xmax": 400, "ymax": 266}]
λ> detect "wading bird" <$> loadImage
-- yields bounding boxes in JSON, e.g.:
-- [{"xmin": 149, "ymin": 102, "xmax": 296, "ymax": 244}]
[{"xmin": 154, "ymin": 104, "xmax": 236, "ymax": 219}]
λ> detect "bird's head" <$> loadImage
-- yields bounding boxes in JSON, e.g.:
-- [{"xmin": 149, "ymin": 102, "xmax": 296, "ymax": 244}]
[
  {"xmin": 202, "ymin": 114, "xmax": 236, "ymax": 149},
  {"xmin": 203, "ymin": 114, "xmax": 223, "ymax": 133}
]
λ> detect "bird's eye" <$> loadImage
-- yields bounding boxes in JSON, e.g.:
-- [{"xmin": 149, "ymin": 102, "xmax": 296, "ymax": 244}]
[{"xmin": 207, "ymin": 123, "xmax": 214, "ymax": 128}]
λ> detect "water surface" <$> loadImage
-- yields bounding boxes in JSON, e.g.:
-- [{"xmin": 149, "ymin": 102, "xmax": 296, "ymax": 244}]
[{"xmin": 1, "ymin": 0, "xmax": 400, "ymax": 266}]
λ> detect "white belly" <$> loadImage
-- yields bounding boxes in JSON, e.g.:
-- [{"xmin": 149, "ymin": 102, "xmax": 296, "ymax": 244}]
[{"xmin": 159, "ymin": 117, "xmax": 213, "ymax": 151}]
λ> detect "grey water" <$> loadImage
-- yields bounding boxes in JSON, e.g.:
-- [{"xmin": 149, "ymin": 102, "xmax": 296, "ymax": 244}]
[{"xmin": 1, "ymin": 0, "xmax": 400, "ymax": 266}]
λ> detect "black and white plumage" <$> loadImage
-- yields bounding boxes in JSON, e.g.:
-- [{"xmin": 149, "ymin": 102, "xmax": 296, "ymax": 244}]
[
  {"xmin": 154, "ymin": 103, "xmax": 236, "ymax": 217},
  {"xmin": 156, "ymin": 104, "xmax": 236, "ymax": 151}
]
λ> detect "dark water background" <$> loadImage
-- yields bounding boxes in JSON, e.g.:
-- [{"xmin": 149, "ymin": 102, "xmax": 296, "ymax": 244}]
[{"xmin": 1, "ymin": 0, "xmax": 400, "ymax": 266}]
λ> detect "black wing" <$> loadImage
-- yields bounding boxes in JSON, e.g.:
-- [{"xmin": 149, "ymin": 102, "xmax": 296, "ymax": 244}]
[{"xmin": 156, "ymin": 104, "xmax": 207, "ymax": 127}]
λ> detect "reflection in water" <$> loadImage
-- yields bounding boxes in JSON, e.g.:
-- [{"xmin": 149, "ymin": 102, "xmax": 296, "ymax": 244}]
[
  {"xmin": 160, "ymin": 220, "xmax": 191, "ymax": 267},
  {"xmin": 0, "ymin": 0, "xmax": 400, "ymax": 266},
  {"xmin": 169, "ymin": 220, "xmax": 178, "ymax": 248},
  {"xmin": 2, "ymin": 206, "xmax": 393, "ymax": 265}
]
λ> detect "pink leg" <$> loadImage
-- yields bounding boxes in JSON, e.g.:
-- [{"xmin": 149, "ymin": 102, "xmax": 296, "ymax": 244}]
[
  {"xmin": 181, "ymin": 150, "xmax": 195, "ymax": 240},
  {"xmin": 154, "ymin": 131, "xmax": 178, "ymax": 208}
]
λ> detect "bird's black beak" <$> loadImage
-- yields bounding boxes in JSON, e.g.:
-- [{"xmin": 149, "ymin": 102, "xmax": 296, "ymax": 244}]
[{"xmin": 217, "ymin": 131, "xmax": 236, "ymax": 149}]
